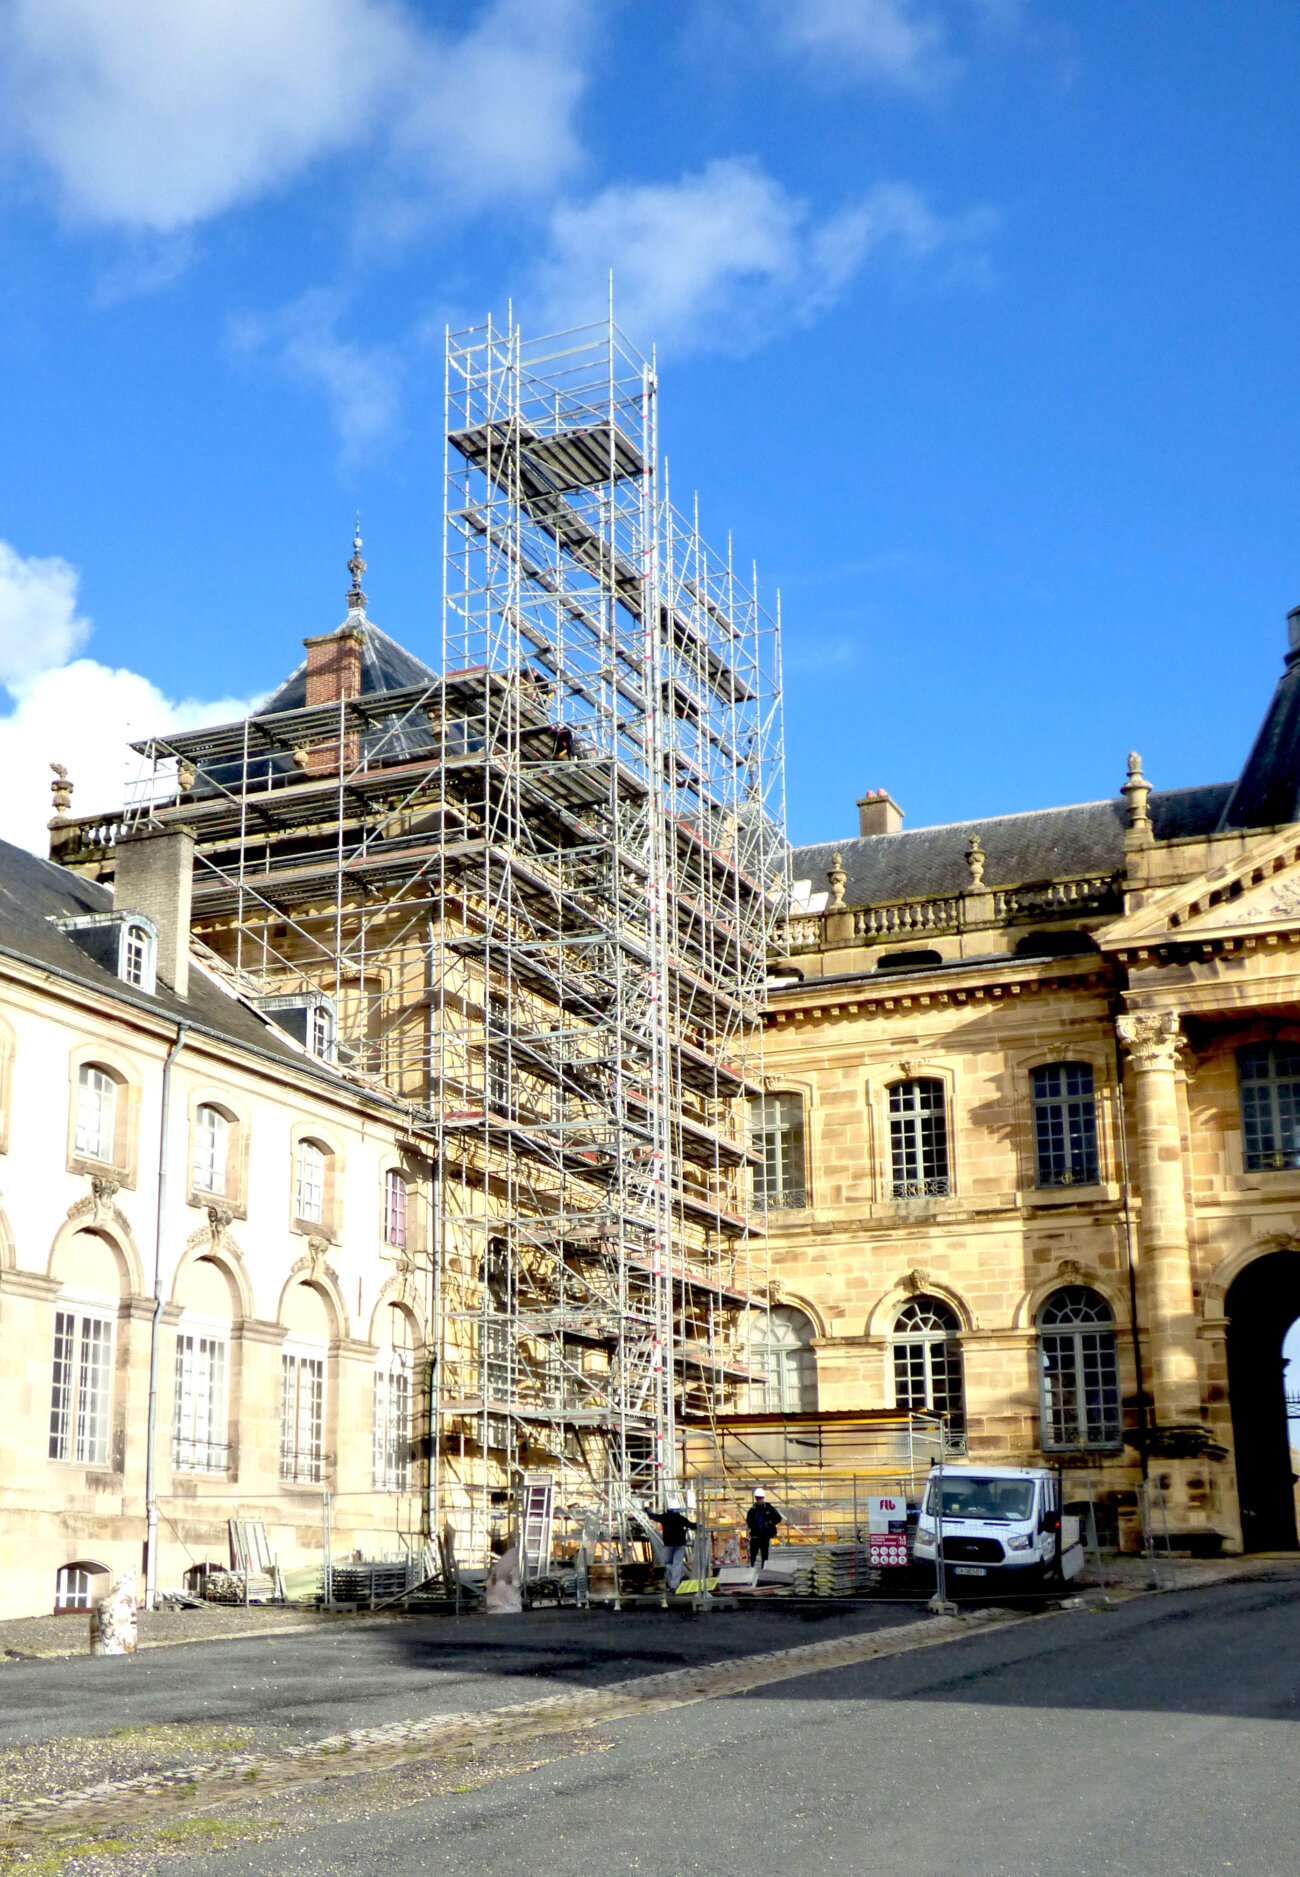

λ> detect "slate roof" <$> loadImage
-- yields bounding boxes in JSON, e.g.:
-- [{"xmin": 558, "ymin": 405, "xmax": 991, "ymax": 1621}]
[
  {"xmin": 0, "ymin": 839, "xmax": 400, "ymax": 1106},
  {"xmin": 1219, "ymin": 640, "xmax": 1300, "ymax": 830},
  {"xmin": 259, "ymin": 618, "xmax": 436, "ymax": 714},
  {"xmin": 791, "ymin": 784, "xmax": 1233, "ymax": 908}
]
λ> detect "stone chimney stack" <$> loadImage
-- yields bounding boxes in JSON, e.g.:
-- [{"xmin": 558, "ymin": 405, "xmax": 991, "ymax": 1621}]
[
  {"xmin": 856, "ymin": 789, "xmax": 904, "ymax": 837},
  {"xmin": 114, "ymin": 826, "xmax": 196, "ymax": 999}
]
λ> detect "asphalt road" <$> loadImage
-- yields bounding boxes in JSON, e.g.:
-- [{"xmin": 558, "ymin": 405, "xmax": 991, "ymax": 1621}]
[
  {"xmin": 0, "ymin": 1601, "xmax": 918, "ymax": 1751},
  {"xmin": 153, "ymin": 1571, "xmax": 1300, "ymax": 1877}
]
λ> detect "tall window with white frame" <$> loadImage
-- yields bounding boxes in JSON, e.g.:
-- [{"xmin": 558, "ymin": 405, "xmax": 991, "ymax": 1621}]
[
  {"xmin": 49, "ymin": 1306, "xmax": 114, "ymax": 1464},
  {"xmin": 373, "ymin": 1328, "xmax": 412, "ymax": 1493},
  {"xmin": 192, "ymin": 1104, "xmax": 229, "ymax": 1197},
  {"xmin": 888, "ymin": 1078, "xmax": 949, "ymax": 1198},
  {"xmin": 892, "ymin": 1297, "xmax": 966, "ymax": 1448},
  {"xmin": 747, "ymin": 1305, "xmax": 818, "ymax": 1412},
  {"xmin": 310, "ymin": 1003, "xmax": 333, "ymax": 1059},
  {"xmin": 295, "ymin": 1140, "xmax": 326, "ymax": 1225},
  {"xmin": 280, "ymin": 1349, "xmax": 325, "ymax": 1483},
  {"xmin": 122, "ymin": 923, "xmax": 152, "ymax": 989},
  {"xmin": 1031, "ymin": 1062, "xmax": 1099, "ymax": 1187},
  {"xmin": 384, "ymin": 1169, "xmax": 408, "ymax": 1250},
  {"xmin": 749, "ymin": 1093, "xmax": 807, "ymax": 1209},
  {"xmin": 75, "ymin": 1065, "xmax": 117, "ymax": 1164},
  {"xmin": 172, "ymin": 1330, "xmax": 228, "ymax": 1472},
  {"xmin": 1038, "ymin": 1286, "xmax": 1121, "ymax": 1451},
  {"xmin": 1238, "ymin": 1043, "xmax": 1300, "ymax": 1171}
]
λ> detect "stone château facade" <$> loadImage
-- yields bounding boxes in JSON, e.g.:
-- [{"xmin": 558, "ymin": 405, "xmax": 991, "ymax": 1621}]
[{"xmin": 757, "ymin": 608, "xmax": 1300, "ymax": 1554}]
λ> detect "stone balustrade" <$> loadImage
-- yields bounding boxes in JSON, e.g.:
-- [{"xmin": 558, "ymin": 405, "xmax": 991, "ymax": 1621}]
[
  {"xmin": 853, "ymin": 897, "xmax": 963, "ymax": 938},
  {"xmin": 47, "ymin": 810, "xmax": 127, "ymax": 866},
  {"xmin": 781, "ymin": 874, "xmax": 1121, "ymax": 957},
  {"xmin": 992, "ymin": 876, "xmax": 1117, "ymax": 917}
]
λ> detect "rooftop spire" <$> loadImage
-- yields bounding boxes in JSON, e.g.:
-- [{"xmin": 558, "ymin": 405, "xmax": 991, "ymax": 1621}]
[{"xmin": 346, "ymin": 517, "xmax": 368, "ymax": 614}]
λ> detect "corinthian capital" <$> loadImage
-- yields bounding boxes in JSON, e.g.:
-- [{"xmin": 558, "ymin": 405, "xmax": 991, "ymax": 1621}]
[{"xmin": 1116, "ymin": 1009, "xmax": 1182, "ymax": 1071}]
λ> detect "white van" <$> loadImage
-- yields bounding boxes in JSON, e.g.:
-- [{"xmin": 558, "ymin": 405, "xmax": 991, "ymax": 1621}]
[{"xmin": 911, "ymin": 1465, "xmax": 1085, "ymax": 1590}]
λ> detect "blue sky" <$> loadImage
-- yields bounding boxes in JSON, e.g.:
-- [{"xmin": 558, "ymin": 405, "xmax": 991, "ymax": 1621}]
[{"xmin": 1, "ymin": 0, "xmax": 1298, "ymax": 852}]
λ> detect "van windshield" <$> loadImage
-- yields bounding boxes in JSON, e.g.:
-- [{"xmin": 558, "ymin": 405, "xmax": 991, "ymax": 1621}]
[{"xmin": 927, "ymin": 1478, "xmax": 1035, "ymax": 1523}]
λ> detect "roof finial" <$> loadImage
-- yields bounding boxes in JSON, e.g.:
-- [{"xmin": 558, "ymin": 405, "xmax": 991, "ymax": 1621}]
[
  {"xmin": 346, "ymin": 517, "xmax": 368, "ymax": 614},
  {"xmin": 964, "ymin": 831, "xmax": 985, "ymax": 887}
]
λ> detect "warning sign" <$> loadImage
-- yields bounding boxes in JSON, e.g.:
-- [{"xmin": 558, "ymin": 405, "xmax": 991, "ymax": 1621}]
[
  {"xmin": 865, "ymin": 1496, "xmax": 909, "ymax": 1567},
  {"xmin": 868, "ymin": 1533, "xmax": 909, "ymax": 1568}
]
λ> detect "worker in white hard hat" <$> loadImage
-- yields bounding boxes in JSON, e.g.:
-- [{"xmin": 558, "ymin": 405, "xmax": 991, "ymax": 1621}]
[{"xmin": 745, "ymin": 1487, "xmax": 782, "ymax": 1570}]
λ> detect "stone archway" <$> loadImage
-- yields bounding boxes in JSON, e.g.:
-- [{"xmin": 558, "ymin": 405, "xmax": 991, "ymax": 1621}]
[{"xmin": 1225, "ymin": 1249, "xmax": 1300, "ymax": 1552}]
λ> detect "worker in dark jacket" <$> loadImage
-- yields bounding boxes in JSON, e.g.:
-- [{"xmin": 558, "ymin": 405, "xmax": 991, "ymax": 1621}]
[
  {"xmin": 651, "ymin": 1501, "xmax": 696, "ymax": 1592},
  {"xmin": 745, "ymin": 1488, "xmax": 782, "ymax": 1570}
]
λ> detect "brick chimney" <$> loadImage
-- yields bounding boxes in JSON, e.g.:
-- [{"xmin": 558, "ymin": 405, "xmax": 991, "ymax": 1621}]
[
  {"xmin": 114, "ymin": 825, "xmax": 196, "ymax": 998},
  {"xmin": 856, "ymin": 789, "xmax": 904, "ymax": 837},
  {"xmin": 301, "ymin": 625, "xmax": 364, "ymax": 774},
  {"xmin": 304, "ymin": 626, "xmax": 365, "ymax": 708}
]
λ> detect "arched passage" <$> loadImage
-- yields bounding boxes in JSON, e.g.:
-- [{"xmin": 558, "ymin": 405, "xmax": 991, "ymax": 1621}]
[{"xmin": 1226, "ymin": 1249, "xmax": 1300, "ymax": 1551}]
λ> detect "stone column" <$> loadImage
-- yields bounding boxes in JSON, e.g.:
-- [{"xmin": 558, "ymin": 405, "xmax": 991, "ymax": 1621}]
[{"xmin": 1116, "ymin": 1010, "xmax": 1199, "ymax": 1423}]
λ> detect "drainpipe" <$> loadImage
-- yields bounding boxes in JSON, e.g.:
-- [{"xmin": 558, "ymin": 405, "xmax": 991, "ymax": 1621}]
[
  {"xmin": 426, "ymin": 1154, "xmax": 441, "ymax": 1547},
  {"xmin": 144, "ymin": 1023, "xmax": 188, "ymax": 1608},
  {"xmin": 1114, "ymin": 1034, "xmax": 1150, "ymax": 1481}
]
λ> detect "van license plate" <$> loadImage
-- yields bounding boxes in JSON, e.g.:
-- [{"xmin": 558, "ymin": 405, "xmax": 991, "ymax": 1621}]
[{"xmin": 953, "ymin": 1566, "xmax": 987, "ymax": 1576}]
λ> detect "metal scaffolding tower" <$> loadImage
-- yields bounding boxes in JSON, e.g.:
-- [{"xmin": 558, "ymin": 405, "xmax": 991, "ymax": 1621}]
[
  {"xmin": 50, "ymin": 311, "xmax": 786, "ymax": 1562},
  {"xmin": 434, "ymin": 313, "xmax": 786, "ymax": 1547}
]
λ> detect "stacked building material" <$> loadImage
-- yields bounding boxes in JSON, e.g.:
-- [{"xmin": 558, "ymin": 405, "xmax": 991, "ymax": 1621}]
[{"xmin": 789, "ymin": 1544, "xmax": 879, "ymax": 1597}]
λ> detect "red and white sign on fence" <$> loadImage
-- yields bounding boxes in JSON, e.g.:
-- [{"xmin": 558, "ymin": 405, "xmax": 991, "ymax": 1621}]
[{"xmin": 866, "ymin": 1496, "xmax": 910, "ymax": 1568}]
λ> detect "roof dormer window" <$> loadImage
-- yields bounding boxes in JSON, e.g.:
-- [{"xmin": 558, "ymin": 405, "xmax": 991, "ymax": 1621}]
[
  {"xmin": 55, "ymin": 912, "xmax": 158, "ymax": 995},
  {"xmin": 255, "ymin": 992, "xmax": 337, "ymax": 1063},
  {"xmin": 123, "ymin": 923, "xmax": 152, "ymax": 989}
]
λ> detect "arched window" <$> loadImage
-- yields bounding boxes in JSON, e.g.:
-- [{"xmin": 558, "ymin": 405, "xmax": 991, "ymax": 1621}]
[
  {"xmin": 75, "ymin": 1064, "xmax": 118, "ymax": 1165},
  {"xmin": 280, "ymin": 1282, "xmax": 330, "ymax": 1484},
  {"xmin": 374, "ymin": 1306, "xmax": 414, "ymax": 1492},
  {"xmin": 122, "ymin": 923, "xmax": 153, "ymax": 990},
  {"xmin": 1238, "ymin": 1043, "xmax": 1300, "ymax": 1171},
  {"xmin": 892, "ymin": 1297, "xmax": 965, "ymax": 1443},
  {"xmin": 173, "ymin": 1257, "xmax": 234, "ymax": 1475},
  {"xmin": 748, "ymin": 1305, "xmax": 817, "ymax": 1412},
  {"xmin": 295, "ymin": 1140, "xmax": 327, "ymax": 1225},
  {"xmin": 749, "ymin": 1094, "xmax": 807, "ymax": 1209},
  {"xmin": 1038, "ymin": 1286, "xmax": 1121, "ymax": 1451},
  {"xmin": 1031, "ymin": 1063, "xmax": 1099, "ymax": 1187},
  {"xmin": 384, "ymin": 1169, "xmax": 409, "ymax": 1249},
  {"xmin": 54, "ymin": 1561, "xmax": 109, "ymax": 1612},
  {"xmin": 888, "ymin": 1079, "xmax": 949, "ymax": 1198},
  {"xmin": 49, "ymin": 1229, "xmax": 121, "ymax": 1467},
  {"xmin": 193, "ymin": 1105, "xmax": 229, "ymax": 1197},
  {"xmin": 310, "ymin": 1003, "xmax": 334, "ymax": 1060}
]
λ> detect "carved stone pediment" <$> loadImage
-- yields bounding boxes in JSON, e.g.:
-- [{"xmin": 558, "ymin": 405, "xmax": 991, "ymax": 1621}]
[{"xmin": 1100, "ymin": 828, "xmax": 1300, "ymax": 949}]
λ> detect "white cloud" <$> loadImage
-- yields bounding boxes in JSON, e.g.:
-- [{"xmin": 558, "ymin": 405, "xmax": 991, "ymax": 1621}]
[
  {"xmin": 0, "ymin": 542, "xmax": 90, "ymax": 683},
  {"xmin": 770, "ymin": 0, "xmax": 951, "ymax": 88},
  {"xmin": 0, "ymin": 0, "xmax": 590, "ymax": 234},
  {"xmin": 391, "ymin": 0, "xmax": 590, "ymax": 211},
  {"xmin": 0, "ymin": 543, "xmax": 251, "ymax": 854},
  {"xmin": 531, "ymin": 160, "xmax": 989, "ymax": 354},
  {"xmin": 231, "ymin": 290, "xmax": 402, "ymax": 457}
]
